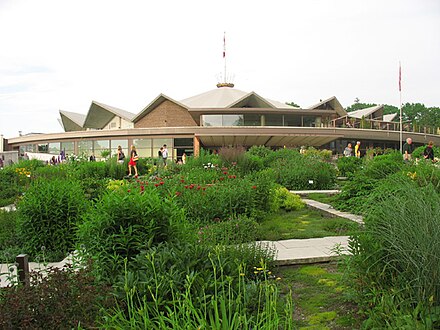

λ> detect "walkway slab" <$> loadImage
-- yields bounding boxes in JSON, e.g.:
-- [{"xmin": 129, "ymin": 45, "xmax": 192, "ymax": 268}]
[
  {"xmin": 291, "ymin": 190, "xmax": 341, "ymax": 196},
  {"xmin": 258, "ymin": 236, "xmax": 350, "ymax": 266},
  {"xmin": 302, "ymin": 199, "xmax": 364, "ymax": 225}
]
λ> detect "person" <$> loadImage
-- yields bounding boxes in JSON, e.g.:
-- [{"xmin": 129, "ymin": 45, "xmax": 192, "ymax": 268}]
[
  {"xmin": 402, "ymin": 137, "xmax": 413, "ymax": 161},
  {"xmin": 343, "ymin": 143, "xmax": 353, "ymax": 157},
  {"xmin": 162, "ymin": 144, "xmax": 168, "ymax": 166},
  {"xmin": 182, "ymin": 152, "xmax": 186, "ymax": 164},
  {"xmin": 354, "ymin": 141, "xmax": 361, "ymax": 158},
  {"xmin": 128, "ymin": 145, "xmax": 139, "ymax": 177},
  {"xmin": 423, "ymin": 141, "xmax": 435, "ymax": 162},
  {"xmin": 89, "ymin": 154, "xmax": 96, "ymax": 162},
  {"xmin": 116, "ymin": 145, "xmax": 125, "ymax": 164},
  {"xmin": 50, "ymin": 156, "xmax": 57, "ymax": 165}
]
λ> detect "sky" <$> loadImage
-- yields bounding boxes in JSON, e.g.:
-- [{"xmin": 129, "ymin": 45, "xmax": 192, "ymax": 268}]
[{"xmin": 0, "ymin": 0, "xmax": 439, "ymax": 138}]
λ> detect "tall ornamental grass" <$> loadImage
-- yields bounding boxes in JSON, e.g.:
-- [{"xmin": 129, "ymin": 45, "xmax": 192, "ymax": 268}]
[{"xmin": 348, "ymin": 174, "xmax": 440, "ymax": 327}]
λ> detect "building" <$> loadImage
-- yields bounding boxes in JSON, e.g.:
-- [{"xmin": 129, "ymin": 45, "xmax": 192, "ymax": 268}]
[{"xmin": 4, "ymin": 85, "xmax": 440, "ymax": 162}]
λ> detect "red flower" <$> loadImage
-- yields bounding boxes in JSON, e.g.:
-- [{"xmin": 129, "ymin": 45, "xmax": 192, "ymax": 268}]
[
  {"xmin": 154, "ymin": 183, "xmax": 159, "ymax": 187},
  {"xmin": 202, "ymin": 187, "xmax": 206, "ymax": 191},
  {"xmin": 219, "ymin": 177, "xmax": 224, "ymax": 181},
  {"xmin": 127, "ymin": 189, "xmax": 131, "ymax": 193},
  {"xmin": 252, "ymin": 185, "xmax": 257, "ymax": 189},
  {"xmin": 197, "ymin": 186, "xmax": 201, "ymax": 190},
  {"xmin": 175, "ymin": 191, "xmax": 181, "ymax": 196},
  {"xmin": 180, "ymin": 179, "xmax": 185, "ymax": 183},
  {"xmin": 140, "ymin": 185, "xmax": 145, "ymax": 192},
  {"xmin": 223, "ymin": 171, "xmax": 228, "ymax": 175},
  {"xmin": 160, "ymin": 181, "xmax": 164, "ymax": 185}
]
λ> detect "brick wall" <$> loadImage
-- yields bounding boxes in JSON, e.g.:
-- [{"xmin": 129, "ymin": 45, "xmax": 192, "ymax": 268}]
[{"xmin": 135, "ymin": 100, "xmax": 197, "ymax": 128}]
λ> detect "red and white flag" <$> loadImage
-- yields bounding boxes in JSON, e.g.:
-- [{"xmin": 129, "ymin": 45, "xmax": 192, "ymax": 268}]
[
  {"xmin": 399, "ymin": 62, "xmax": 402, "ymax": 92},
  {"xmin": 223, "ymin": 32, "xmax": 226, "ymax": 58}
]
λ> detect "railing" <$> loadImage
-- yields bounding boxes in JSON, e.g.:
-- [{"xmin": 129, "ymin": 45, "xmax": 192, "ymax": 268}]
[{"xmin": 330, "ymin": 116, "xmax": 439, "ymax": 135}]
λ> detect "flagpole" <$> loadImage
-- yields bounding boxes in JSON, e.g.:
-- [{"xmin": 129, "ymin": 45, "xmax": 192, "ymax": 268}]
[
  {"xmin": 399, "ymin": 61, "xmax": 402, "ymax": 153},
  {"xmin": 223, "ymin": 31, "xmax": 226, "ymax": 83}
]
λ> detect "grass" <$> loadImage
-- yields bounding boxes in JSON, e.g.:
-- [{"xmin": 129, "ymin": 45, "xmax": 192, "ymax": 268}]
[
  {"xmin": 276, "ymin": 262, "xmax": 364, "ymax": 329},
  {"xmin": 258, "ymin": 208, "xmax": 360, "ymax": 241}
]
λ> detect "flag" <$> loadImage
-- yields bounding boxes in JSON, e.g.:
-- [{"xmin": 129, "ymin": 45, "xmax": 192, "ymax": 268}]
[
  {"xmin": 399, "ymin": 62, "xmax": 401, "ymax": 92},
  {"xmin": 223, "ymin": 32, "xmax": 226, "ymax": 58}
]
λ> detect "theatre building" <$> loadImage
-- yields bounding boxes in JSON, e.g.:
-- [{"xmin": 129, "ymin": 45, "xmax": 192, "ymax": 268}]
[{"xmin": 3, "ymin": 85, "xmax": 440, "ymax": 162}]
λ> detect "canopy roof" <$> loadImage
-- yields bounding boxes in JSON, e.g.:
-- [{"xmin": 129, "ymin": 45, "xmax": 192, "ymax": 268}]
[
  {"xmin": 347, "ymin": 105, "xmax": 383, "ymax": 119},
  {"xmin": 82, "ymin": 101, "xmax": 136, "ymax": 129},
  {"xmin": 59, "ymin": 110, "xmax": 86, "ymax": 132}
]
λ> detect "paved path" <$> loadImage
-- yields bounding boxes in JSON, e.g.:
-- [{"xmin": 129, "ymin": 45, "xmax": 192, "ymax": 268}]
[{"xmin": 302, "ymin": 199, "xmax": 364, "ymax": 224}]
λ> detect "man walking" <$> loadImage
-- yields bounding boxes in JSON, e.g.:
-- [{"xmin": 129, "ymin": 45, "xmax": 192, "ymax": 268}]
[
  {"xmin": 162, "ymin": 144, "xmax": 168, "ymax": 166},
  {"xmin": 403, "ymin": 138, "xmax": 413, "ymax": 161}
]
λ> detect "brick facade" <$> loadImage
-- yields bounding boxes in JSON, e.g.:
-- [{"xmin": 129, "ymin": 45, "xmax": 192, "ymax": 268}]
[{"xmin": 134, "ymin": 100, "xmax": 197, "ymax": 128}]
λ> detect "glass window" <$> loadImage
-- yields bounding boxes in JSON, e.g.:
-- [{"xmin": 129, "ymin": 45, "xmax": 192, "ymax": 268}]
[
  {"xmin": 265, "ymin": 114, "xmax": 283, "ymax": 126},
  {"xmin": 48, "ymin": 142, "xmax": 60, "ymax": 154},
  {"xmin": 153, "ymin": 138, "xmax": 173, "ymax": 159},
  {"xmin": 243, "ymin": 114, "xmax": 261, "ymax": 126},
  {"xmin": 61, "ymin": 142, "xmax": 74, "ymax": 155},
  {"xmin": 284, "ymin": 114, "xmax": 301, "ymax": 127},
  {"xmin": 38, "ymin": 143, "xmax": 49, "ymax": 153},
  {"xmin": 133, "ymin": 138, "xmax": 152, "ymax": 158},
  {"xmin": 174, "ymin": 138, "xmax": 193, "ymax": 147},
  {"xmin": 303, "ymin": 116, "xmax": 317, "ymax": 127},
  {"xmin": 111, "ymin": 139, "xmax": 128, "ymax": 157},
  {"xmin": 202, "ymin": 115, "xmax": 222, "ymax": 126},
  {"xmin": 222, "ymin": 115, "xmax": 244, "ymax": 126},
  {"xmin": 93, "ymin": 140, "xmax": 110, "ymax": 157},
  {"xmin": 78, "ymin": 140, "xmax": 93, "ymax": 156}
]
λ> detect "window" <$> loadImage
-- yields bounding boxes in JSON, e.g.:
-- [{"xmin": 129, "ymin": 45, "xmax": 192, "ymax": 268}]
[{"xmin": 201, "ymin": 115, "xmax": 222, "ymax": 126}]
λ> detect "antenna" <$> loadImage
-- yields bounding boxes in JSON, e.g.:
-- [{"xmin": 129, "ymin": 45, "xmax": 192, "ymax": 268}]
[{"xmin": 217, "ymin": 31, "xmax": 234, "ymax": 88}]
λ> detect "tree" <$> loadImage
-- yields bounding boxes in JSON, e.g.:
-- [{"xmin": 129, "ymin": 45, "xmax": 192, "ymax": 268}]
[{"xmin": 286, "ymin": 101, "xmax": 300, "ymax": 108}]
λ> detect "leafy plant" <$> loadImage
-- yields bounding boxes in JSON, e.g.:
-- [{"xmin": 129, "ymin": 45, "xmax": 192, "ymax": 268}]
[{"xmin": 16, "ymin": 178, "xmax": 88, "ymax": 261}]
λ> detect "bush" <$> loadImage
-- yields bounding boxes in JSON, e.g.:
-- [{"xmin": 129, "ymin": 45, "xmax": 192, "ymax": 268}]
[
  {"xmin": 362, "ymin": 151, "xmax": 404, "ymax": 179},
  {"xmin": 77, "ymin": 186, "xmax": 184, "ymax": 281},
  {"xmin": 218, "ymin": 145, "xmax": 246, "ymax": 165},
  {"xmin": 0, "ymin": 262, "xmax": 113, "ymax": 329},
  {"xmin": 197, "ymin": 215, "xmax": 259, "ymax": 245},
  {"xmin": 16, "ymin": 178, "xmax": 88, "ymax": 261},
  {"xmin": 347, "ymin": 175, "xmax": 440, "ymax": 328},
  {"xmin": 0, "ymin": 210, "xmax": 21, "ymax": 262},
  {"xmin": 337, "ymin": 156, "xmax": 363, "ymax": 177},
  {"xmin": 271, "ymin": 187, "xmax": 305, "ymax": 212},
  {"xmin": 237, "ymin": 153, "xmax": 265, "ymax": 175}
]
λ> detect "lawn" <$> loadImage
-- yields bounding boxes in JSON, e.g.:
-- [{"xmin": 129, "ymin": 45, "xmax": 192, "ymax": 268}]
[
  {"xmin": 304, "ymin": 193, "xmax": 338, "ymax": 205},
  {"xmin": 277, "ymin": 262, "xmax": 364, "ymax": 329},
  {"xmin": 258, "ymin": 208, "xmax": 360, "ymax": 241}
]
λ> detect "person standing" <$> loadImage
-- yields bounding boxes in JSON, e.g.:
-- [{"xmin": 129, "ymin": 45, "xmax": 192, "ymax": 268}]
[
  {"xmin": 128, "ymin": 145, "xmax": 139, "ymax": 177},
  {"xmin": 423, "ymin": 141, "xmax": 435, "ymax": 162},
  {"xmin": 343, "ymin": 143, "xmax": 353, "ymax": 157},
  {"xmin": 182, "ymin": 152, "xmax": 187, "ymax": 164},
  {"xmin": 402, "ymin": 137, "xmax": 413, "ymax": 161},
  {"xmin": 162, "ymin": 144, "xmax": 168, "ymax": 166},
  {"xmin": 355, "ymin": 141, "xmax": 361, "ymax": 158},
  {"xmin": 116, "ymin": 145, "xmax": 125, "ymax": 164}
]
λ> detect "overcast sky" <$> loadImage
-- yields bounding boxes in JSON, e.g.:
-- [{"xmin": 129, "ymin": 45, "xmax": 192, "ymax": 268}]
[{"xmin": 1, "ymin": 0, "xmax": 439, "ymax": 138}]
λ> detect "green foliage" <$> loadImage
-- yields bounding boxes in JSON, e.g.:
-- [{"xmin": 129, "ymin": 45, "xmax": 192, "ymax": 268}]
[
  {"xmin": 412, "ymin": 145, "xmax": 440, "ymax": 161},
  {"xmin": 271, "ymin": 187, "xmax": 305, "ymax": 212},
  {"xmin": 237, "ymin": 153, "xmax": 265, "ymax": 175},
  {"xmin": 272, "ymin": 154, "xmax": 337, "ymax": 190},
  {"xmin": 184, "ymin": 148, "xmax": 219, "ymax": 169},
  {"xmin": 347, "ymin": 175, "xmax": 440, "ymax": 328},
  {"xmin": 362, "ymin": 151, "xmax": 404, "ymax": 179},
  {"xmin": 17, "ymin": 178, "xmax": 88, "ymax": 260},
  {"xmin": 0, "ymin": 210, "xmax": 21, "ymax": 262},
  {"xmin": 303, "ymin": 147, "xmax": 333, "ymax": 161},
  {"xmin": 0, "ymin": 263, "xmax": 113, "ymax": 329},
  {"xmin": 337, "ymin": 156, "xmax": 363, "ymax": 177},
  {"xmin": 73, "ymin": 161, "xmax": 109, "ymax": 180},
  {"xmin": 197, "ymin": 215, "xmax": 259, "ymax": 245},
  {"xmin": 108, "ymin": 241, "xmax": 278, "ymax": 328},
  {"xmin": 77, "ymin": 186, "xmax": 183, "ymax": 281},
  {"xmin": 247, "ymin": 145, "xmax": 273, "ymax": 158}
]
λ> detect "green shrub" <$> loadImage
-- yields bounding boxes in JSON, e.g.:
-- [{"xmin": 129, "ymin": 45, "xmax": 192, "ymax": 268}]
[
  {"xmin": 271, "ymin": 187, "xmax": 305, "ymax": 212},
  {"xmin": 347, "ymin": 175, "xmax": 440, "ymax": 328},
  {"xmin": 73, "ymin": 161, "xmax": 109, "ymax": 180},
  {"xmin": 33, "ymin": 163, "xmax": 71, "ymax": 180},
  {"xmin": 247, "ymin": 145, "xmax": 273, "ymax": 158},
  {"xmin": 17, "ymin": 178, "xmax": 87, "ymax": 261},
  {"xmin": 337, "ymin": 156, "xmax": 363, "ymax": 177},
  {"xmin": 412, "ymin": 145, "xmax": 440, "ymax": 160},
  {"xmin": 273, "ymin": 156, "xmax": 337, "ymax": 190},
  {"xmin": 237, "ymin": 153, "xmax": 265, "ymax": 175},
  {"xmin": 362, "ymin": 151, "xmax": 404, "ymax": 179},
  {"xmin": 0, "ymin": 210, "xmax": 21, "ymax": 262},
  {"xmin": 0, "ymin": 262, "xmax": 113, "ymax": 329},
  {"xmin": 197, "ymin": 215, "xmax": 259, "ymax": 245},
  {"xmin": 218, "ymin": 145, "xmax": 246, "ymax": 165},
  {"xmin": 77, "ymin": 186, "xmax": 184, "ymax": 281}
]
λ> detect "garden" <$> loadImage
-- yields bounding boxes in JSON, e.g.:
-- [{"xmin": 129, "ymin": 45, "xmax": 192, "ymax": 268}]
[{"xmin": 0, "ymin": 144, "xmax": 439, "ymax": 329}]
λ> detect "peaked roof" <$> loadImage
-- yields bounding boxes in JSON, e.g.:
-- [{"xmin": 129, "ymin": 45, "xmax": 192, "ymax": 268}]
[
  {"xmin": 132, "ymin": 94, "xmax": 188, "ymax": 123},
  {"xmin": 180, "ymin": 87, "xmax": 295, "ymax": 110},
  {"xmin": 83, "ymin": 101, "xmax": 136, "ymax": 129},
  {"xmin": 383, "ymin": 113, "xmax": 398, "ymax": 122},
  {"xmin": 347, "ymin": 105, "xmax": 383, "ymax": 119},
  {"xmin": 59, "ymin": 110, "xmax": 86, "ymax": 132},
  {"xmin": 307, "ymin": 96, "xmax": 347, "ymax": 117}
]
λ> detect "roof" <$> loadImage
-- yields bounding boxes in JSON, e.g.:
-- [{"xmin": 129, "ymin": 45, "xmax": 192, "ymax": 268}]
[
  {"xmin": 59, "ymin": 110, "xmax": 86, "ymax": 132},
  {"xmin": 347, "ymin": 105, "xmax": 383, "ymax": 119},
  {"xmin": 383, "ymin": 113, "xmax": 398, "ymax": 122},
  {"xmin": 180, "ymin": 87, "xmax": 296, "ymax": 110},
  {"xmin": 132, "ymin": 94, "xmax": 188, "ymax": 123},
  {"xmin": 82, "ymin": 101, "xmax": 136, "ymax": 129},
  {"xmin": 307, "ymin": 96, "xmax": 347, "ymax": 117}
]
